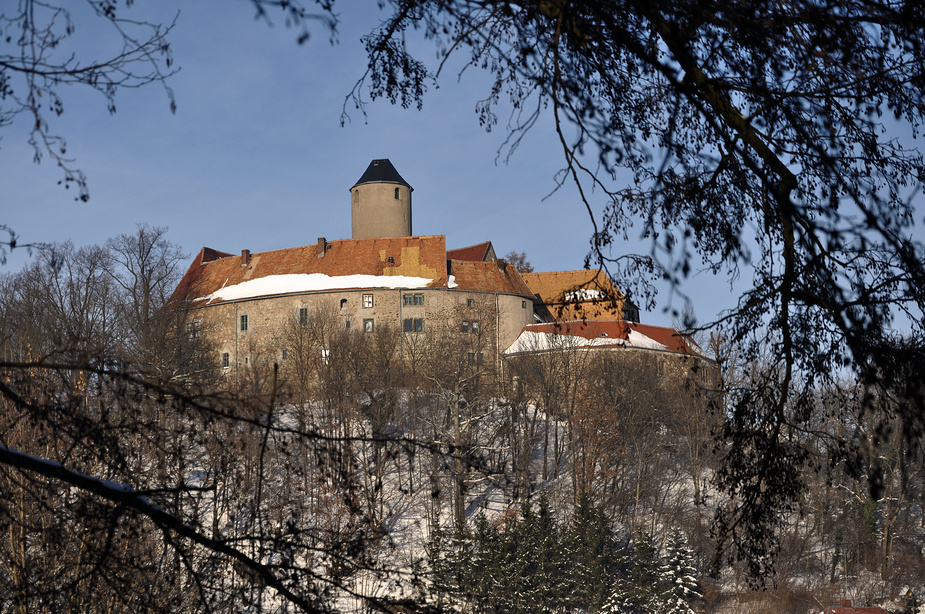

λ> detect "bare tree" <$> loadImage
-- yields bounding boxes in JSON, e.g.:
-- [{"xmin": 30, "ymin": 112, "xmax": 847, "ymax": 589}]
[
  {"xmin": 351, "ymin": 0, "xmax": 925, "ymax": 576},
  {"xmin": 502, "ymin": 250, "xmax": 534, "ymax": 274},
  {"xmin": 0, "ymin": 1, "xmax": 178, "ymax": 203}
]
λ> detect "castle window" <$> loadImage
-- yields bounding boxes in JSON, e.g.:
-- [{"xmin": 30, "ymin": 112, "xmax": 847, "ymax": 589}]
[
  {"xmin": 467, "ymin": 298, "xmax": 474, "ymax": 308},
  {"xmin": 403, "ymin": 293, "xmax": 424, "ymax": 306},
  {"xmin": 281, "ymin": 348, "xmax": 289, "ymax": 361},
  {"xmin": 522, "ymin": 300, "xmax": 527, "ymax": 309},
  {"xmin": 299, "ymin": 307, "xmax": 309, "ymax": 324},
  {"xmin": 345, "ymin": 319, "xmax": 351, "ymax": 330},
  {"xmin": 388, "ymin": 256, "xmax": 395, "ymax": 263},
  {"xmin": 363, "ymin": 294, "xmax": 374, "ymax": 308},
  {"xmin": 468, "ymin": 352, "xmax": 484, "ymax": 366},
  {"xmin": 340, "ymin": 298, "xmax": 348, "ymax": 309},
  {"xmin": 240, "ymin": 314, "xmax": 248, "ymax": 332},
  {"xmin": 461, "ymin": 320, "xmax": 480, "ymax": 334},
  {"xmin": 188, "ymin": 320, "xmax": 202, "ymax": 339},
  {"xmin": 364, "ymin": 318, "xmax": 374, "ymax": 333},
  {"xmin": 404, "ymin": 318, "xmax": 424, "ymax": 333},
  {"xmin": 353, "ymin": 190, "xmax": 359, "ymax": 204},
  {"xmin": 221, "ymin": 353, "xmax": 230, "ymax": 368},
  {"xmin": 394, "ymin": 187, "xmax": 400, "ymax": 199}
]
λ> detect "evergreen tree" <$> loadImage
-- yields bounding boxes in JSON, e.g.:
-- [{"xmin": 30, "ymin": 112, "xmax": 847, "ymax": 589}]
[
  {"xmin": 602, "ymin": 569, "xmax": 642, "ymax": 614},
  {"xmin": 603, "ymin": 531, "xmax": 667, "ymax": 614},
  {"xmin": 469, "ymin": 512, "xmax": 502, "ymax": 613},
  {"xmin": 660, "ymin": 529, "xmax": 702, "ymax": 614},
  {"xmin": 427, "ymin": 513, "xmax": 475, "ymax": 609},
  {"xmin": 566, "ymin": 494, "xmax": 620, "ymax": 611},
  {"xmin": 506, "ymin": 495, "xmax": 568, "ymax": 613}
]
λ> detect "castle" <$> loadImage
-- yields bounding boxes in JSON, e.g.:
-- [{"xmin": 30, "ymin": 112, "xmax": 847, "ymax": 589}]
[{"xmin": 172, "ymin": 159, "xmax": 706, "ymax": 380}]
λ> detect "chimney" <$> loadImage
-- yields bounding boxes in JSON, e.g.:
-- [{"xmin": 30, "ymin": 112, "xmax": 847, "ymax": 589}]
[
  {"xmin": 241, "ymin": 249, "xmax": 250, "ymax": 266},
  {"xmin": 317, "ymin": 237, "xmax": 326, "ymax": 258}
]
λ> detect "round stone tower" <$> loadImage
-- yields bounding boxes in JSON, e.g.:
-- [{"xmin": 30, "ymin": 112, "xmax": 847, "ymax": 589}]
[{"xmin": 350, "ymin": 159, "xmax": 413, "ymax": 239}]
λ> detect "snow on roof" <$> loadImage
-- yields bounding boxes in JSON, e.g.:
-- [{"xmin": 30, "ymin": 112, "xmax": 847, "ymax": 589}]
[
  {"xmin": 504, "ymin": 321, "xmax": 696, "ymax": 356},
  {"xmin": 197, "ymin": 273, "xmax": 434, "ymax": 303},
  {"xmin": 504, "ymin": 330, "xmax": 625, "ymax": 354},
  {"xmin": 627, "ymin": 328, "xmax": 668, "ymax": 351}
]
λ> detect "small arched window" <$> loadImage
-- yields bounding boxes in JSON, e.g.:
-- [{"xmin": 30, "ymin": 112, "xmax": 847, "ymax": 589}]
[{"xmin": 394, "ymin": 187, "xmax": 401, "ymax": 200}]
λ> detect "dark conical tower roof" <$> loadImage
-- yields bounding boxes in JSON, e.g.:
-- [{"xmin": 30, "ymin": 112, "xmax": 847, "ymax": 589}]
[{"xmin": 352, "ymin": 159, "xmax": 412, "ymax": 189}]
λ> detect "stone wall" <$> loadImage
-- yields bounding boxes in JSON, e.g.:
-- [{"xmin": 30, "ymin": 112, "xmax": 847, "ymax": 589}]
[{"xmin": 188, "ymin": 287, "xmax": 535, "ymax": 379}]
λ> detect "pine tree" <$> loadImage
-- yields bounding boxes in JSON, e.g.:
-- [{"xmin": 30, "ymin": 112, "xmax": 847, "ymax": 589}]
[
  {"xmin": 566, "ymin": 494, "xmax": 620, "ymax": 611},
  {"xmin": 602, "ymin": 575, "xmax": 640, "ymax": 614},
  {"xmin": 469, "ymin": 512, "xmax": 503, "ymax": 613},
  {"xmin": 659, "ymin": 528, "xmax": 702, "ymax": 614},
  {"xmin": 603, "ymin": 532, "xmax": 665, "ymax": 614}
]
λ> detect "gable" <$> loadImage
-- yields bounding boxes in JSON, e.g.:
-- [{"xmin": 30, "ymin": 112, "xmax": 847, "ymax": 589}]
[
  {"xmin": 447, "ymin": 241, "xmax": 496, "ymax": 262},
  {"xmin": 521, "ymin": 269, "xmax": 635, "ymax": 322}
]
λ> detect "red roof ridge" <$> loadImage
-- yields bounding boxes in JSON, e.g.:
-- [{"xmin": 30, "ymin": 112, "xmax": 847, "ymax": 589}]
[{"xmin": 447, "ymin": 241, "xmax": 495, "ymax": 262}]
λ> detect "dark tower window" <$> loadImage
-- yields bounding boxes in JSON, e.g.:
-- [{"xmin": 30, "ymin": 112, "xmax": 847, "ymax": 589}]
[{"xmin": 394, "ymin": 187, "xmax": 400, "ymax": 199}]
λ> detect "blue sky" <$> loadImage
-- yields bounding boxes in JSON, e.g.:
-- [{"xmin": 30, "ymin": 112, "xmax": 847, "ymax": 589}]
[{"xmin": 1, "ymin": 1, "xmax": 742, "ymax": 328}]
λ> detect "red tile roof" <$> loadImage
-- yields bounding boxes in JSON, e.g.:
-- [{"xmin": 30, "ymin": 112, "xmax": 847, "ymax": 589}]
[
  {"xmin": 172, "ymin": 236, "xmax": 449, "ymax": 304},
  {"xmin": 447, "ymin": 241, "xmax": 495, "ymax": 262},
  {"xmin": 448, "ymin": 259, "xmax": 535, "ymax": 298},
  {"xmin": 172, "ymin": 236, "xmax": 534, "ymax": 305}
]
